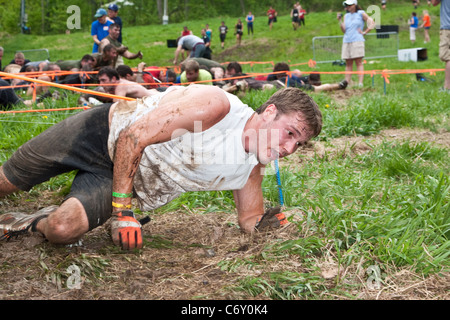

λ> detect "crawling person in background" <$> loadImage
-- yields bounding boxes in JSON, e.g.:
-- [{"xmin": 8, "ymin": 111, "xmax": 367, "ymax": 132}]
[
  {"xmin": 0, "ymin": 85, "xmax": 322, "ymax": 250},
  {"xmin": 223, "ymin": 62, "xmax": 347, "ymax": 94},
  {"xmin": 116, "ymin": 64, "xmax": 167, "ymax": 91},
  {"xmin": 179, "ymin": 59, "xmax": 213, "ymax": 85},
  {"xmin": 98, "ymin": 66, "xmax": 158, "ymax": 100},
  {"xmin": 78, "ymin": 66, "xmax": 157, "ymax": 105}
]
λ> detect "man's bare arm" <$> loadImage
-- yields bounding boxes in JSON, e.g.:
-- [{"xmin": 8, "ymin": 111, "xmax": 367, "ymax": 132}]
[
  {"xmin": 98, "ymin": 38, "xmax": 109, "ymax": 53},
  {"xmin": 111, "ymin": 86, "xmax": 230, "ymax": 208},
  {"xmin": 233, "ymin": 163, "xmax": 266, "ymax": 232},
  {"xmin": 173, "ymin": 45, "xmax": 183, "ymax": 64}
]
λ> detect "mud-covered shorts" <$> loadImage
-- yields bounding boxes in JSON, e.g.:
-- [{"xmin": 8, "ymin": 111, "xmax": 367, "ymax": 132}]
[{"xmin": 2, "ymin": 104, "xmax": 114, "ymax": 230}]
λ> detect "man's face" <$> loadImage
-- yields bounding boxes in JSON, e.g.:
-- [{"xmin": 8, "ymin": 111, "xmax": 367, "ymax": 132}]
[
  {"xmin": 109, "ymin": 26, "xmax": 120, "ymax": 40},
  {"xmin": 98, "ymin": 74, "xmax": 119, "ymax": 94},
  {"xmin": 248, "ymin": 105, "xmax": 314, "ymax": 164},
  {"xmin": 14, "ymin": 57, "xmax": 25, "ymax": 66},
  {"xmin": 108, "ymin": 9, "xmax": 117, "ymax": 18},
  {"xmin": 81, "ymin": 59, "xmax": 95, "ymax": 69},
  {"xmin": 225, "ymin": 68, "xmax": 236, "ymax": 78},
  {"xmin": 98, "ymin": 15, "xmax": 107, "ymax": 24},
  {"xmin": 105, "ymin": 49, "xmax": 118, "ymax": 61},
  {"xmin": 185, "ymin": 70, "xmax": 199, "ymax": 83}
]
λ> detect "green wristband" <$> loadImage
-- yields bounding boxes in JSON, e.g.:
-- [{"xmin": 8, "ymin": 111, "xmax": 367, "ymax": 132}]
[{"xmin": 112, "ymin": 192, "xmax": 133, "ymax": 198}]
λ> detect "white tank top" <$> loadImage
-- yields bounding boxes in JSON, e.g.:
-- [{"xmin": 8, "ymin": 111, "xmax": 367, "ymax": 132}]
[{"xmin": 108, "ymin": 87, "xmax": 258, "ymax": 211}]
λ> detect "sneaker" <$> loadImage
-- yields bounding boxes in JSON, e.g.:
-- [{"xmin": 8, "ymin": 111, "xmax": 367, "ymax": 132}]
[
  {"xmin": 339, "ymin": 80, "xmax": 348, "ymax": 89},
  {"xmin": 0, "ymin": 206, "xmax": 57, "ymax": 241}
]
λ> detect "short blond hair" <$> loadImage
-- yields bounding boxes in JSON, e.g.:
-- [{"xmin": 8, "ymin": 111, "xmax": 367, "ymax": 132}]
[{"xmin": 182, "ymin": 59, "xmax": 199, "ymax": 72}]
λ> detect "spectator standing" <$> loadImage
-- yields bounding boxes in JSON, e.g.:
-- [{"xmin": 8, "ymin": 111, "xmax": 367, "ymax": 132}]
[
  {"xmin": 431, "ymin": 0, "xmax": 450, "ymax": 91},
  {"xmin": 91, "ymin": 8, "xmax": 113, "ymax": 53},
  {"xmin": 408, "ymin": 12, "xmax": 419, "ymax": 44},
  {"xmin": 181, "ymin": 26, "xmax": 193, "ymax": 36},
  {"xmin": 235, "ymin": 19, "xmax": 244, "ymax": 46},
  {"xmin": 267, "ymin": 6, "xmax": 277, "ymax": 30},
  {"xmin": 246, "ymin": 12, "xmax": 255, "ymax": 35},
  {"xmin": 108, "ymin": 4, "xmax": 123, "ymax": 43},
  {"xmin": 338, "ymin": 0, "xmax": 375, "ymax": 87},
  {"xmin": 205, "ymin": 24, "xmax": 212, "ymax": 41},
  {"xmin": 219, "ymin": 21, "xmax": 228, "ymax": 49},
  {"xmin": 291, "ymin": 3, "xmax": 300, "ymax": 30},
  {"xmin": 298, "ymin": 5, "xmax": 307, "ymax": 26},
  {"xmin": 201, "ymin": 29, "xmax": 212, "ymax": 59},
  {"xmin": 420, "ymin": 10, "xmax": 432, "ymax": 42}
]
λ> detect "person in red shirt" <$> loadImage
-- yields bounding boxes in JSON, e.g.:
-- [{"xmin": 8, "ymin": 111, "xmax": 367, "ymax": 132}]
[
  {"xmin": 181, "ymin": 26, "xmax": 192, "ymax": 36},
  {"xmin": 298, "ymin": 5, "xmax": 307, "ymax": 26},
  {"xmin": 267, "ymin": 6, "xmax": 277, "ymax": 30}
]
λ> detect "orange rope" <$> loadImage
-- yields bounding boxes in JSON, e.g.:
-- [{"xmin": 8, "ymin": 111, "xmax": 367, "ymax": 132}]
[
  {"xmin": 0, "ymin": 71, "xmax": 136, "ymax": 102},
  {"xmin": 0, "ymin": 107, "xmax": 90, "ymax": 114}
]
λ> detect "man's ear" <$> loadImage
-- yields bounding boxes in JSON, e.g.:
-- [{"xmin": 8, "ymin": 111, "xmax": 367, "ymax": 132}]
[{"xmin": 262, "ymin": 103, "xmax": 278, "ymax": 121}]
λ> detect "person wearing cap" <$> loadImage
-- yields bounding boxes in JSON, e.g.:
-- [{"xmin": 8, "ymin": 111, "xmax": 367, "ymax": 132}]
[
  {"xmin": 108, "ymin": 4, "xmax": 123, "ymax": 43},
  {"xmin": 338, "ymin": 0, "xmax": 375, "ymax": 87},
  {"xmin": 91, "ymin": 8, "xmax": 113, "ymax": 53}
]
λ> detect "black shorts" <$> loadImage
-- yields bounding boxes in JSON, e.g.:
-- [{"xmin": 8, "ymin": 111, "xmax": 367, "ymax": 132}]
[{"xmin": 2, "ymin": 104, "xmax": 114, "ymax": 230}]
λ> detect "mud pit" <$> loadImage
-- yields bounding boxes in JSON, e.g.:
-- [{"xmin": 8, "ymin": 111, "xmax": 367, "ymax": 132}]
[{"xmin": 0, "ymin": 127, "xmax": 449, "ymax": 301}]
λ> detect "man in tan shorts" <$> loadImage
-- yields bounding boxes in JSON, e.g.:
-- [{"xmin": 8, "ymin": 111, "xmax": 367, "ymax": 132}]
[{"xmin": 432, "ymin": 0, "xmax": 450, "ymax": 91}]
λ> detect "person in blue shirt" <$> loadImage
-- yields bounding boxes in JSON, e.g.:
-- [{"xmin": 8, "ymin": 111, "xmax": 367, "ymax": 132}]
[
  {"xmin": 246, "ymin": 12, "xmax": 255, "ymax": 35},
  {"xmin": 408, "ymin": 12, "xmax": 419, "ymax": 43},
  {"xmin": 91, "ymin": 8, "xmax": 113, "ymax": 53},
  {"xmin": 338, "ymin": 0, "xmax": 375, "ymax": 87},
  {"xmin": 108, "ymin": 4, "xmax": 123, "ymax": 43}
]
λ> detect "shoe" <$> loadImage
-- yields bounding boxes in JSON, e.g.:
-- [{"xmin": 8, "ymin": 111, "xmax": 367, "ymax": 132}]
[
  {"xmin": 0, "ymin": 206, "xmax": 57, "ymax": 241},
  {"xmin": 339, "ymin": 80, "xmax": 348, "ymax": 89}
]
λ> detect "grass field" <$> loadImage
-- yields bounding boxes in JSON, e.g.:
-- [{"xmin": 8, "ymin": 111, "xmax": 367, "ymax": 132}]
[{"xmin": 0, "ymin": 2, "xmax": 449, "ymax": 301}]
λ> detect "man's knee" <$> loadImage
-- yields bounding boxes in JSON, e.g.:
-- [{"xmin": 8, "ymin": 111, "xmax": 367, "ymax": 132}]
[{"xmin": 42, "ymin": 199, "xmax": 89, "ymax": 244}]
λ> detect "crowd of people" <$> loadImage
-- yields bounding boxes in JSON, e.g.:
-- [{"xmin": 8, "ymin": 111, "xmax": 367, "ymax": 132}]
[
  {"xmin": 0, "ymin": 2, "xmax": 345, "ymax": 110},
  {"xmin": 1, "ymin": 0, "xmax": 449, "ymax": 109}
]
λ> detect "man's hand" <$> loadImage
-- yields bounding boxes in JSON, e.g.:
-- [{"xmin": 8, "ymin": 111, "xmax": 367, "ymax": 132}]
[
  {"xmin": 111, "ymin": 210, "xmax": 143, "ymax": 250},
  {"xmin": 255, "ymin": 207, "xmax": 288, "ymax": 230}
]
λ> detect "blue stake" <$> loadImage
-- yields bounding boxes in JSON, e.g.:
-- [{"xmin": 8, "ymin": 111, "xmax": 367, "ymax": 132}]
[{"xmin": 274, "ymin": 159, "xmax": 284, "ymax": 206}]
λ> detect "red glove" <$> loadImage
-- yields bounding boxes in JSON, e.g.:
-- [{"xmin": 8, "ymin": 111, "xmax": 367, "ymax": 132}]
[
  {"xmin": 255, "ymin": 207, "xmax": 288, "ymax": 230},
  {"xmin": 111, "ymin": 210, "xmax": 143, "ymax": 250}
]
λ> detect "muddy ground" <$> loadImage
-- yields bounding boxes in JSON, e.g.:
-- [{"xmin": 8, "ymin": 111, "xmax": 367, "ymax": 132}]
[{"xmin": 0, "ymin": 118, "xmax": 449, "ymax": 301}]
